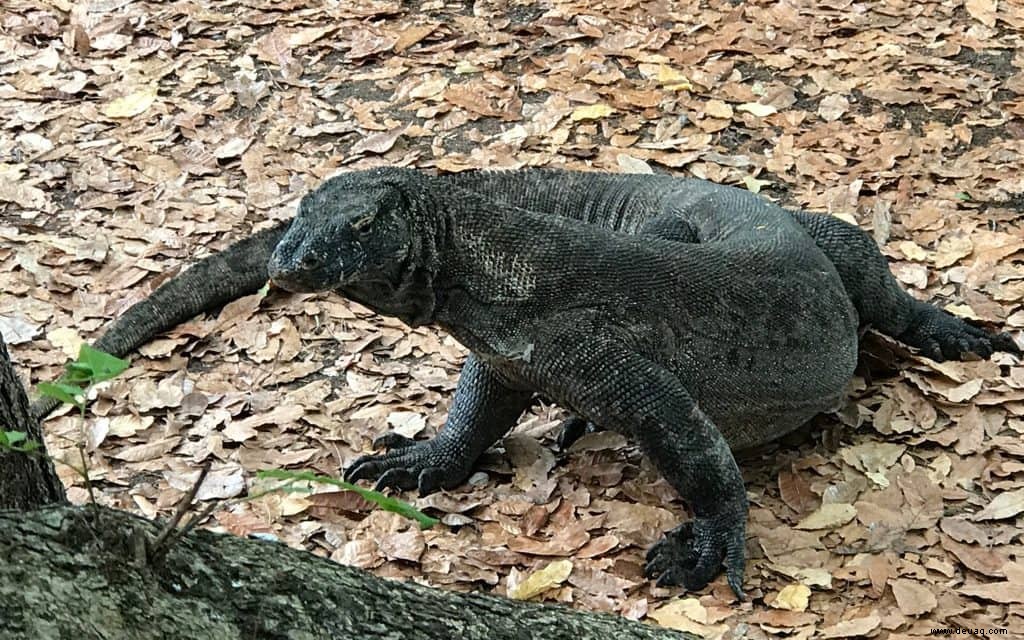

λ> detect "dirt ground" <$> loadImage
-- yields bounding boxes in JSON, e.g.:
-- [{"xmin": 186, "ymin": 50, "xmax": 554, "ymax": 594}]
[{"xmin": 2, "ymin": 1, "xmax": 1023, "ymax": 637}]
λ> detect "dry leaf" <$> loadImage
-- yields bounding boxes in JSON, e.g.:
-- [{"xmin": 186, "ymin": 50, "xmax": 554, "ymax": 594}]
[
  {"xmin": 891, "ymin": 579, "xmax": 937, "ymax": 615},
  {"xmin": 278, "ymin": 494, "xmax": 311, "ymax": 516},
  {"xmin": 616, "ymin": 154, "xmax": 653, "ymax": 174},
  {"xmin": 394, "ymin": 23, "xmax": 438, "ymax": 52},
  {"xmin": 840, "ymin": 442, "xmax": 905, "ymax": 476},
  {"xmin": 46, "ymin": 327, "xmax": 83, "ymax": 359},
  {"xmin": 351, "ymin": 125, "xmax": 408, "ymax": 155},
  {"xmin": 705, "ymin": 100, "xmax": 734, "ymax": 119},
  {"xmin": 742, "ymin": 175, "xmax": 772, "ymax": 193},
  {"xmin": 651, "ymin": 597, "xmax": 707, "ymax": 624},
  {"xmin": 965, "ymin": 0, "xmax": 997, "ymax": 27},
  {"xmin": 504, "ymin": 434, "xmax": 555, "ymax": 491},
  {"xmin": 287, "ymin": 25, "xmax": 336, "ymax": 47},
  {"xmin": 795, "ymin": 503, "xmax": 857, "ymax": 530},
  {"xmin": 570, "ymin": 104, "xmax": 615, "ymax": 121},
  {"xmin": 959, "ymin": 582, "xmax": 1024, "ymax": 604},
  {"xmin": 637, "ymin": 64, "xmax": 692, "ymax": 90},
  {"xmin": 231, "ymin": 405, "xmax": 305, "ymax": 432},
  {"xmin": 0, "ymin": 315, "xmax": 41, "ymax": 345},
  {"xmin": 945, "ymin": 303, "xmax": 981, "ymax": 321},
  {"xmin": 409, "ymin": 76, "xmax": 449, "ymax": 100},
  {"xmin": 945, "ymin": 379, "xmax": 984, "ymax": 403},
  {"xmin": 772, "ymin": 584, "xmax": 810, "ymax": 612},
  {"xmin": 379, "ymin": 529, "xmax": 426, "ymax": 563},
  {"xmin": 973, "ymin": 488, "xmax": 1024, "ymax": 521},
  {"xmin": 386, "ymin": 411, "xmax": 426, "ymax": 438},
  {"xmin": 898, "ymin": 240, "xmax": 929, "ymax": 261},
  {"xmin": 778, "ymin": 468, "xmax": 817, "ymax": 515},
  {"xmin": 102, "ymin": 85, "xmax": 158, "ymax": 118},
  {"xmin": 333, "ymin": 539, "xmax": 379, "ymax": 569},
  {"xmin": 649, "ymin": 598, "xmax": 727, "ymax": 639},
  {"xmin": 817, "ymin": 94, "xmax": 849, "ymax": 121},
  {"xmin": 214, "ymin": 137, "xmax": 253, "ymax": 159},
  {"xmin": 820, "ymin": 615, "xmax": 881, "ymax": 638},
  {"xmin": 0, "ymin": 178, "xmax": 48, "ymax": 210},
  {"xmin": 112, "ymin": 437, "xmax": 180, "ymax": 462},
  {"xmin": 508, "ymin": 559, "xmax": 573, "ymax": 600},
  {"xmin": 770, "ymin": 565, "xmax": 832, "ymax": 588},
  {"xmin": 933, "ymin": 232, "xmax": 973, "ymax": 268},
  {"xmin": 108, "ymin": 414, "xmax": 154, "ymax": 438},
  {"xmin": 508, "ymin": 523, "xmax": 589, "ymax": 556},
  {"xmin": 737, "ymin": 102, "xmax": 777, "ymax": 117}
]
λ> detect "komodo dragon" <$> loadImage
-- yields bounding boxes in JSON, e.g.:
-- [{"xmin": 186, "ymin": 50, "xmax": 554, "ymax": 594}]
[{"xmin": 31, "ymin": 168, "xmax": 1020, "ymax": 598}]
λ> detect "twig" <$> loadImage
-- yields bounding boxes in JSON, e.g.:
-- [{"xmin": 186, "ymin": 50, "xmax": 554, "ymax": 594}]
[
  {"xmin": 76, "ymin": 392, "xmax": 99, "ymax": 523},
  {"xmin": 148, "ymin": 461, "xmax": 211, "ymax": 561},
  {"xmin": 177, "ymin": 499, "xmax": 220, "ymax": 541}
]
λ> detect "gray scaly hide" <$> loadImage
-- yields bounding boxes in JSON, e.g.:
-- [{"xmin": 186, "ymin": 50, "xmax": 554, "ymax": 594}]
[{"xmin": 33, "ymin": 168, "xmax": 1021, "ymax": 597}]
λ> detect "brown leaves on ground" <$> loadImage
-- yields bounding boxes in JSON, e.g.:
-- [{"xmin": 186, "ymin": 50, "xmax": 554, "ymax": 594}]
[{"xmin": 2, "ymin": 0, "xmax": 1023, "ymax": 637}]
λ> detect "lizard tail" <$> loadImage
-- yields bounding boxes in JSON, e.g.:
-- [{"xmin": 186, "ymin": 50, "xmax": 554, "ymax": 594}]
[{"xmin": 31, "ymin": 221, "xmax": 291, "ymax": 421}]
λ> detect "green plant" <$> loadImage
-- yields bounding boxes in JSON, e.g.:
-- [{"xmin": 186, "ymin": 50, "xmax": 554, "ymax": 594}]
[
  {"xmin": 256, "ymin": 469, "xmax": 439, "ymax": 529},
  {"xmin": 38, "ymin": 343, "xmax": 130, "ymax": 409},
  {"xmin": 0, "ymin": 430, "xmax": 40, "ymax": 453},
  {"xmin": 34, "ymin": 343, "xmax": 130, "ymax": 508},
  {"xmin": 33, "ymin": 343, "xmax": 437, "ymax": 531}
]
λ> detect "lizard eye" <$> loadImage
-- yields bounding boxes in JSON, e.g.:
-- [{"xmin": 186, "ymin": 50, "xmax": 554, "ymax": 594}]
[
  {"xmin": 300, "ymin": 255, "xmax": 321, "ymax": 270},
  {"xmin": 350, "ymin": 213, "xmax": 375, "ymax": 234}
]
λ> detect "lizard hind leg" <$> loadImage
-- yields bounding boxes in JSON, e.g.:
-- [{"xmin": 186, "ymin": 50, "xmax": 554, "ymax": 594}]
[
  {"xmin": 636, "ymin": 213, "xmax": 701, "ymax": 244},
  {"xmin": 898, "ymin": 303, "xmax": 1021, "ymax": 362}
]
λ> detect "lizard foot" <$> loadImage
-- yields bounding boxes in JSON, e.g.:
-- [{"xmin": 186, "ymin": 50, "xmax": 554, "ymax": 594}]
[
  {"xmin": 344, "ymin": 433, "xmax": 468, "ymax": 496},
  {"xmin": 556, "ymin": 416, "xmax": 602, "ymax": 450},
  {"xmin": 644, "ymin": 512, "xmax": 747, "ymax": 600},
  {"xmin": 898, "ymin": 306, "xmax": 1020, "ymax": 362}
]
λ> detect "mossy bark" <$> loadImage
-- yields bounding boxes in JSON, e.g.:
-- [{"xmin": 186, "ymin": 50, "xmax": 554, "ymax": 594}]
[
  {"xmin": 0, "ymin": 335, "xmax": 65, "ymax": 509},
  {"xmin": 0, "ymin": 506, "xmax": 695, "ymax": 640}
]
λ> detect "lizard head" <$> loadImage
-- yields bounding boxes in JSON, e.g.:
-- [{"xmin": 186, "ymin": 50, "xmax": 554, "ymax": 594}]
[{"xmin": 268, "ymin": 170, "xmax": 415, "ymax": 294}]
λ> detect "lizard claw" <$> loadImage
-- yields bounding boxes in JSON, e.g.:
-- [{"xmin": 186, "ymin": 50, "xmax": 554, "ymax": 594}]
[
  {"xmin": 645, "ymin": 511, "xmax": 747, "ymax": 600},
  {"xmin": 372, "ymin": 432, "xmax": 418, "ymax": 450},
  {"xmin": 344, "ymin": 433, "xmax": 468, "ymax": 496},
  {"xmin": 899, "ymin": 306, "xmax": 1020, "ymax": 362}
]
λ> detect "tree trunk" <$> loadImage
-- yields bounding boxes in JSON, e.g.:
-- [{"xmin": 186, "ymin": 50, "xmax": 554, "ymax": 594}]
[
  {"xmin": 0, "ymin": 334, "xmax": 65, "ymax": 509},
  {"xmin": 0, "ymin": 505, "xmax": 696, "ymax": 640}
]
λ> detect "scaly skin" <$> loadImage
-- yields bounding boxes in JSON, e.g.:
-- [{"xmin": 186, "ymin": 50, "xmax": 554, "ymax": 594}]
[
  {"xmin": 446, "ymin": 169, "xmax": 1019, "ymax": 362},
  {"xmin": 34, "ymin": 168, "xmax": 1020, "ymax": 598},
  {"xmin": 29, "ymin": 223, "xmax": 289, "ymax": 422},
  {"xmin": 34, "ymin": 169, "xmax": 1016, "ymax": 425},
  {"xmin": 269, "ymin": 167, "xmax": 866, "ymax": 598}
]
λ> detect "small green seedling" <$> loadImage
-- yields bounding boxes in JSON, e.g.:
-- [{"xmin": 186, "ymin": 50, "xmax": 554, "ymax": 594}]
[
  {"xmin": 34, "ymin": 344, "xmax": 435, "ymax": 531},
  {"xmin": 256, "ymin": 469, "xmax": 439, "ymax": 529},
  {"xmin": 34, "ymin": 343, "xmax": 129, "ymax": 508},
  {"xmin": 38, "ymin": 343, "xmax": 129, "ymax": 409},
  {"xmin": 0, "ymin": 430, "xmax": 40, "ymax": 453}
]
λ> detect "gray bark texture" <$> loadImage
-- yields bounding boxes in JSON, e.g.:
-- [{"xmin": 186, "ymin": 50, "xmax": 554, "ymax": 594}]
[
  {"xmin": 0, "ymin": 334, "xmax": 66, "ymax": 509},
  {"xmin": 0, "ymin": 505, "xmax": 697, "ymax": 640}
]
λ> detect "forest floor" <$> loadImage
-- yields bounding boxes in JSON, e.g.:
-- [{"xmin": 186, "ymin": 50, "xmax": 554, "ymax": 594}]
[{"xmin": 2, "ymin": 1, "xmax": 1023, "ymax": 638}]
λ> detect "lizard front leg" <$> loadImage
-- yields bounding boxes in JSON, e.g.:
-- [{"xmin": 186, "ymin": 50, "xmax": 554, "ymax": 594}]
[
  {"xmin": 530, "ymin": 327, "xmax": 748, "ymax": 598},
  {"xmin": 345, "ymin": 354, "xmax": 533, "ymax": 495},
  {"xmin": 637, "ymin": 404, "xmax": 747, "ymax": 598}
]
